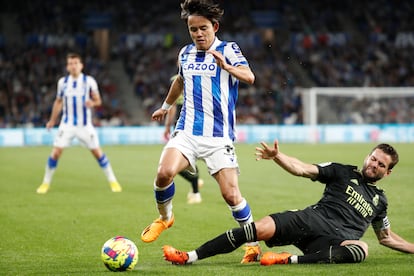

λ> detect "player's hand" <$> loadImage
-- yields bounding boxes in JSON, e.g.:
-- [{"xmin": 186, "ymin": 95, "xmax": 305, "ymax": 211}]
[
  {"xmin": 163, "ymin": 127, "xmax": 171, "ymax": 141},
  {"xmin": 255, "ymin": 140, "xmax": 279, "ymax": 160},
  {"xmin": 85, "ymin": 100, "xmax": 94, "ymax": 108},
  {"xmin": 152, "ymin": 108, "xmax": 168, "ymax": 122},
  {"xmin": 46, "ymin": 120, "xmax": 55, "ymax": 130},
  {"xmin": 207, "ymin": 50, "xmax": 229, "ymax": 70}
]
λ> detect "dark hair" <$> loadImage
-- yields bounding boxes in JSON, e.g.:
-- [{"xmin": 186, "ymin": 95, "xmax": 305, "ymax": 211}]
[
  {"xmin": 180, "ymin": 0, "xmax": 224, "ymax": 24},
  {"xmin": 66, "ymin": 52, "xmax": 82, "ymax": 62},
  {"xmin": 372, "ymin": 143, "xmax": 399, "ymax": 169}
]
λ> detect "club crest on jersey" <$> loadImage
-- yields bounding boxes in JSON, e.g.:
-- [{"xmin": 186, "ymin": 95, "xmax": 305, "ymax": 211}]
[
  {"xmin": 231, "ymin": 43, "xmax": 242, "ymax": 54},
  {"xmin": 182, "ymin": 62, "xmax": 217, "ymax": 76},
  {"xmin": 372, "ymin": 194, "xmax": 379, "ymax": 206}
]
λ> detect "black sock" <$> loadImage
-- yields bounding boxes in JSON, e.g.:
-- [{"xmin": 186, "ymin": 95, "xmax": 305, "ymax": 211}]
[
  {"xmin": 195, "ymin": 223, "xmax": 257, "ymax": 260},
  {"xmin": 179, "ymin": 166, "xmax": 199, "ymax": 193},
  {"xmin": 298, "ymin": 244, "xmax": 366, "ymax": 264}
]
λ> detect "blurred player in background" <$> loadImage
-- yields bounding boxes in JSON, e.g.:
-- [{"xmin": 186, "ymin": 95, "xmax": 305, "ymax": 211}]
[
  {"xmin": 141, "ymin": 0, "xmax": 260, "ymax": 263},
  {"xmin": 164, "ymin": 75, "xmax": 204, "ymax": 204},
  {"xmin": 163, "ymin": 141, "xmax": 414, "ymax": 265},
  {"xmin": 36, "ymin": 53, "xmax": 122, "ymax": 194}
]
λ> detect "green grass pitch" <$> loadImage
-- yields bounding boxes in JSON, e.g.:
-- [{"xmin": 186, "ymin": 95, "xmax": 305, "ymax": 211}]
[{"xmin": 1, "ymin": 143, "xmax": 413, "ymax": 275}]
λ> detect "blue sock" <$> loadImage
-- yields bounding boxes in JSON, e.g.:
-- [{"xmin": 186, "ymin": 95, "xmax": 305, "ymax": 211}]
[
  {"xmin": 231, "ymin": 199, "xmax": 252, "ymax": 224},
  {"xmin": 47, "ymin": 156, "xmax": 58, "ymax": 169},
  {"xmin": 155, "ymin": 182, "xmax": 175, "ymax": 204},
  {"xmin": 98, "ymin": 154, "xmax": 109, "ymax": 168}
]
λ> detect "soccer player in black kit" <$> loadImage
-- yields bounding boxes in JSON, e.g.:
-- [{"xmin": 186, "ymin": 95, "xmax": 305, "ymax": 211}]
[{"xmin": 163, "ymin": 140, "xmax": 414, "ymax": 265}]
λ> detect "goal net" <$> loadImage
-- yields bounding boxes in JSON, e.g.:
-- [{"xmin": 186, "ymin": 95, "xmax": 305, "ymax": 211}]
[{"xmin": 298, "ymin": 87, "xmax": 414, "ymax": 125}]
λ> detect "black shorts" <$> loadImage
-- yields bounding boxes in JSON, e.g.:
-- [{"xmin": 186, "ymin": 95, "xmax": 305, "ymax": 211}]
[{"xmin": 266, "ymin": 206, "xmax": 345, "ymax": 254}]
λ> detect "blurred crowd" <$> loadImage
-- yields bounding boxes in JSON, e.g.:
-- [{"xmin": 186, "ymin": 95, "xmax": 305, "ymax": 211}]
[
  {"xmin": 0, "ymin": 44, "xmax": 127, "ymax": 128},
  {"xmin": 0, "ymin": 0, "xmax": 413, "ymax": 128}
]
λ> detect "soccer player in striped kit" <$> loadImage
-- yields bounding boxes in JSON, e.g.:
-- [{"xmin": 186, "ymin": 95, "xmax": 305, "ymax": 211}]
[
  {"xmin": 36, "ymin": 53, "xmax": 121, "ymax": 194},
  {"xmin": 141, "ymin": 0, "xmax": 260, "ymax": 263}
]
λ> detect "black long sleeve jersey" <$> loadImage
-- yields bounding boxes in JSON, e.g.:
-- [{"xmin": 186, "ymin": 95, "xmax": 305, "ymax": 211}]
[{"xmin": 311, "ymin": 162, "xmax": 388, "ymax": 240}]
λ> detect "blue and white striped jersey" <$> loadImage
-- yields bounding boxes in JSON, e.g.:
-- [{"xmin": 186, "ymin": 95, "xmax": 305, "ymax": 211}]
[
  {"xmin": 176, "ymin": 38, "xmax": 250, "ymax": 141},
  {"xmin": 57, "ymin": 73, "xmax": 98, "ymax": 126}
]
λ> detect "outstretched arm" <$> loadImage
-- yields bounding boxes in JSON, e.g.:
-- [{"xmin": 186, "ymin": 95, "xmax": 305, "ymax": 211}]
[
  {"xmin": 375, "ymin": 227, "xmax": 414, "ymax": 253},
  {"xmin": 255, "ymin": 140, "xmax": 319, "ymax": 179}
]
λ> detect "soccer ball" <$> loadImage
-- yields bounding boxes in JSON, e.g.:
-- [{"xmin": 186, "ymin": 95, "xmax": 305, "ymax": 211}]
[{"xmin": 101, "ymin": 236, "xmax": 139, "ymax": 272}]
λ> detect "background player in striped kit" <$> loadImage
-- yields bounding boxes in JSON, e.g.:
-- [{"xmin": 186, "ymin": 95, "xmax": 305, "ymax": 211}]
[
  {"xmin": 141, "ymin": 0, "xmax": 260, "ymax": 263},
  {"xmin": 36, "ymin": 53, "xmax": 121, "ymax": 194}
]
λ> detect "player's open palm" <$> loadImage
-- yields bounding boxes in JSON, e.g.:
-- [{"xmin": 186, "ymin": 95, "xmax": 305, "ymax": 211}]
[{"xmin": 256, "ymin": 140, "xmax": 279, "ymax": 160}]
